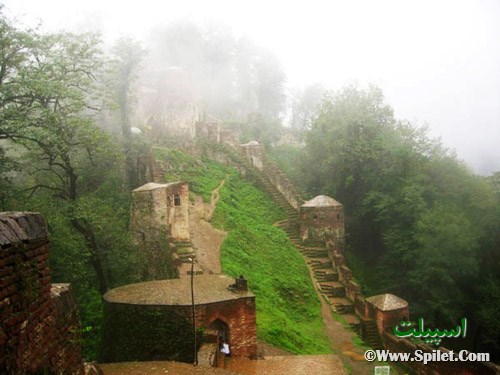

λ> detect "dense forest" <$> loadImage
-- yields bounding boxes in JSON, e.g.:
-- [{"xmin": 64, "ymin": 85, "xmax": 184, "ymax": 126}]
[
  {"xmin": 272, "ymin": 85, "xmax": 500, "ymax": 358},
  {"xmin": 1, "ymin": 6, "xmax": 499, "ymax": 364}
]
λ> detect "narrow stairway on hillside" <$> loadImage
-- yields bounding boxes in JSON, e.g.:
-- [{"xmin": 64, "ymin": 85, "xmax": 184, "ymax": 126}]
[{"xmin": 248, "ymin": 165, "xmax": 360, "ymax": 331}]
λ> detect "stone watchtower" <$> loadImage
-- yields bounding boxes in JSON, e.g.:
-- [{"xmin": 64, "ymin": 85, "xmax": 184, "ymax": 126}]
[
  {"xmin": 299, "ymin": 195, "xmax": 344, "ymax": 249},
  {"xmin": 129, "ymin": 181, "xmax": 190, "ymax": 278},
  {"xmin": 130, "ymin": 181, "xmax": 190, "ymax": 244}
]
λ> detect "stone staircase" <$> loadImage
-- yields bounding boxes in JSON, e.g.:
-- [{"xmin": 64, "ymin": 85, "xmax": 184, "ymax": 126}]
[
  {"xmin": 249, "ymin": 167, "xmax": 360, "ymax": 331},
  {"xmin": 171, "ymin": 240, "xmax": 204, "ymax": 276},
  {"xmin": 361, "ymin": 318, "xmax": 384, "ymax": 350}
]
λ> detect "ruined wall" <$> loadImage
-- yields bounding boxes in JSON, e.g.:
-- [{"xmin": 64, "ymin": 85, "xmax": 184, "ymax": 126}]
[
  {"xmin": 101, "ymin": 297, "xmax": 256, "ymax": 363},
  {"xmin": 50, "ymin": 283, "xmax": 83, "ymax": 372},
  {"xmin": 195, "ymin": 122, "xmax": 221, "ymax": 144},
  {"xmin": 0, "ymin": 212, "xmax": 83, "ymax": 374},
  {"xmin": 241, "ymin": 143, "xmax": 264, "ymax": 171}
]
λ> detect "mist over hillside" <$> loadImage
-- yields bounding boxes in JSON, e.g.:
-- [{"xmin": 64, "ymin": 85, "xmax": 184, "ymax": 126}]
[{"xmin": 3, "ymin": 0, "xmax": 500, "ymax": 175}]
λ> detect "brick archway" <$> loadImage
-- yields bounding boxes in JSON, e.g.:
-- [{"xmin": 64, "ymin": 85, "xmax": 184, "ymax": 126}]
[{"xmin": 209, "ymin": 318, "xmax": 230, "ymax": 345}]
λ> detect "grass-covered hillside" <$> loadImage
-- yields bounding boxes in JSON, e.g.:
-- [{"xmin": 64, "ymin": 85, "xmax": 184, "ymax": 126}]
[{"xmin": 159, "ymin": 147, "xmax": 331, "ymax": 354}]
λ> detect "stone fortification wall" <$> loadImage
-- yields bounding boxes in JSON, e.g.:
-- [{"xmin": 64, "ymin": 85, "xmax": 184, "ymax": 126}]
[
  {"xmin": 239, "ymin": 143, "xmax": 303, "ymax": 210},
  {"xmin": 262, "ymin": 163, "xmax": 303, "ymax": 209},
  {"xmin": 0, "ymin": 212, "xmax": 83, "ymax": 374}
]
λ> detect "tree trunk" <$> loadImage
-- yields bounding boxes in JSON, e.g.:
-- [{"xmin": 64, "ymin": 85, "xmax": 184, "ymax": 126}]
[{"xmin": 71, "ymin": 218, "xmax": 109, "ymax": 295}]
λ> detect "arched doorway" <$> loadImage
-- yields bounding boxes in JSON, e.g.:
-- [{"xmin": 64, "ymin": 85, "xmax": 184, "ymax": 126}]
[
  {"xmin": 209, "ymin": 318, "xmax": 230, "ymax": 345},
  {"xmin": 209, "ymin": 319, "xmax": 230, "ymax": 367}
]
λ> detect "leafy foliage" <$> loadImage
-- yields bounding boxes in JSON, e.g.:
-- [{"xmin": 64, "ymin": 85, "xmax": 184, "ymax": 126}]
[
  {"xmin": 0, "ymin": 12, "xmax": 149, "ymax": 360},
  {"xmin": 273, "ymin": 84, "xmax": 500, "ymax": 357}
]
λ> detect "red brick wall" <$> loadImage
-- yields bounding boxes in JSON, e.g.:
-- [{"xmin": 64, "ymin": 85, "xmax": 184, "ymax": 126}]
[
  {"xmin": 50, "ymin": 284, "xmax": 84, "ymax": 372},
  {"xmin": 375, "ymin": 308, "xmax": 409, "ymax": 334},
  {"xmin": 195, "ymin": 297, "xmax": 257, "ymax": 358},
  {"xmin": 0, "ymin": 212, "xmax": 83, "ymax": 374}
]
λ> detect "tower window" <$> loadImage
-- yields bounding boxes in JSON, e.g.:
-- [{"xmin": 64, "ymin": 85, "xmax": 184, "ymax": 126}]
[{"xmin": 174, "ymin": 194, "xmax": 181, "ymax": 206}]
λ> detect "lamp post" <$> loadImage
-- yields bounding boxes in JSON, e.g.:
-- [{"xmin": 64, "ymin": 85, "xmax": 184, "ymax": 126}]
[{"xmin": 188, "ymin": 257, "xmax": 198, "ymax": 365}]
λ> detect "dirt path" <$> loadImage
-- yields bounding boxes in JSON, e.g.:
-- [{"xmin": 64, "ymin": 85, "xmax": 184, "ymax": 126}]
[
  {"xmin": 189, "ymin": 177, "xmax": 228, "ymax": 274},
  {"xmin": 305, "ymin": 265, "xmax": 387, "ymax": 375}
]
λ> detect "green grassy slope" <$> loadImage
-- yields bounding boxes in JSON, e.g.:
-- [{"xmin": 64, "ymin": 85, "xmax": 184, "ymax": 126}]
[{"xmin": 159, "ymin": 147, "xmax": 331, "ymax": 354}]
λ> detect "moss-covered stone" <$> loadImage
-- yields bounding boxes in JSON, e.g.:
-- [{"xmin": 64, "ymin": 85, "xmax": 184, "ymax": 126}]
[{"xmin": 100, "ymin": 302, "xmax": 198, "ymax": 363}]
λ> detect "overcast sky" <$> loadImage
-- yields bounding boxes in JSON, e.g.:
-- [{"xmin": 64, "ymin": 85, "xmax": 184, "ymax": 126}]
[{"xmin": 4, "ymin": 0, "xmax": 500, "ymax": 174}]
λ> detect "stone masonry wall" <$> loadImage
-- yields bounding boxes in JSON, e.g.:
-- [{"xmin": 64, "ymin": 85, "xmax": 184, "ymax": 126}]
[
  {"xmin": 300, "ymin": 205, "xmax": 344, "ymax": 245},
  {"xmin": 262, "ymin": 156, "xmax": 303, "ymax": 210},
  {"xmin": 239, "ymin": 144, "xmax": 302, "ymax": 210},
  {"xmin": 130, "ymin": 182, "xmax": 190, "ymax": 244},
  {"xmin": 167, "ymin": 183, "xmax": 190, "ymax": 242},
  {"xmin": 0, "ymin": 212, "xmax": 83, "ymax": 374}
]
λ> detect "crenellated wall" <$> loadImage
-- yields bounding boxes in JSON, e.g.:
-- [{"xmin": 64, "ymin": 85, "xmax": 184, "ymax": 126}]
[{"xmin": 0, "ymin": 212, "xmax": 83, "ymax": 374}]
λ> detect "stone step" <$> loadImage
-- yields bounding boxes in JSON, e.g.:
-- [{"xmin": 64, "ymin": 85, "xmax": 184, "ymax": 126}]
[
  {"xmin": 309, "ymin": 258, "xmax": 332, "ymax": 268},
  {"xmin": 319, "ymin": 281, "xmax": 346, "ymax": 297},
  {"xmin": 314, "ymin": 269, "xmax": 338, "ymax": 281},
  {"xmin": 301, "ymin": 249, "xmax": 329, "ymax": 258},
  {"xmin": 329, "ymin": 297, "xmax": 354, "ymax": 314}
]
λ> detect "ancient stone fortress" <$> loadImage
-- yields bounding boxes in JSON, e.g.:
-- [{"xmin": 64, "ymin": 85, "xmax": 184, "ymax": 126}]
[{"xmin": 0, "ymin": 212, "xmax": 83, "ymax": 374}]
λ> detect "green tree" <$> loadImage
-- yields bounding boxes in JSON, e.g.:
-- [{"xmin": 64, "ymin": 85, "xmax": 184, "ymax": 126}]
[
  {"xmin": 0, "ymin": 15, "xmax": 111, "ymax": 294},
  {"xmin": 110, "ymin": 36, "xmax": 146, "ymax": 189},
  {"xmin": 296, "ymin": 83, "xmax": 499, "ymax": 357},
  {"xmin": 290, "ymin": 83, "xmax": 325, "ymax": 133}
]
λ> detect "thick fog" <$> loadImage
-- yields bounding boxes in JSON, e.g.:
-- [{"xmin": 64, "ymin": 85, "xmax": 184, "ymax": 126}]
[{"xmin": 4, "ymin": 0, "xmax": 500, "ymax": 174}]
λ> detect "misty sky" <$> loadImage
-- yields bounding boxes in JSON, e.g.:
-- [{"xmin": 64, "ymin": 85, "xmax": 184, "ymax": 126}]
[{"xmin": 4, "ymin": 0, "xmax": 500, "ymax": 174}]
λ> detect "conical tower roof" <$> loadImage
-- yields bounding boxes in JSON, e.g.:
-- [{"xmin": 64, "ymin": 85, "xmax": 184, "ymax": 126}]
[
  {"xmin": 301, "ymin": 195, "xmax": 342, "ymax": 208},
  {"xmin": 366, "ymin": 293, "xmax": 408, "ymax": 311}
]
